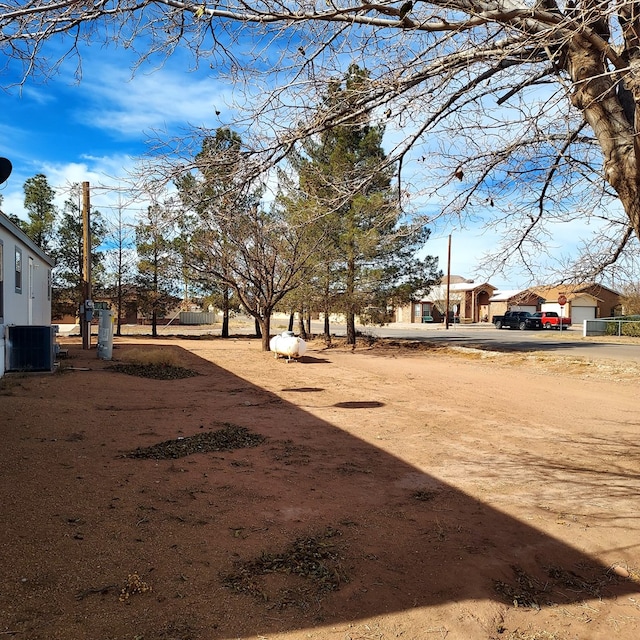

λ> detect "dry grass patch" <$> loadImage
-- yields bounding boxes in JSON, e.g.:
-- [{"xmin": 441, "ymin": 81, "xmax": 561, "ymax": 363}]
[
  {"xmin": 119, "ymin": 346, "xmax": 183, "ymax": 367},
  {"xmin": 109, "ymin": 346, "xmax": 198, "ymax": 379}
]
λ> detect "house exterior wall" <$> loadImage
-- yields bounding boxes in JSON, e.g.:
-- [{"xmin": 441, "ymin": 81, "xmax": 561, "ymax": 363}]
[
  {"xmin": 489, "ymin": 292, "xmax": 541, "ymax": 319},
  {"xmin": 475, "ymin": 289, "xmax": 492, "ymax": 322},
  {"xmin": 541, "ymin": 294, "xmax": 598, "ymax": 323},
  {"xmin": 0, "ymin": 214, "xmax": 55, "ymax": 377},
  {"xmin": 578, "ymin": 284, "xmax": 621, "ymax": 317},
  {"xmin": 462, "ymin": 288, "xmax": 495, "ymax": 322},
  {"xmin": 534, "ymin": 284, "xmax": 621, "ymax": 319},
  {"xmin": 395, "ymin": 301, "xmax": 441, "ymax": 323},
  {"xmin": 398, "ymin": 281, "xmax": 497, "ymax": 323},
  {"xmin": 489, "ymin": 301, "xmax": 509, "ymax": 319}
]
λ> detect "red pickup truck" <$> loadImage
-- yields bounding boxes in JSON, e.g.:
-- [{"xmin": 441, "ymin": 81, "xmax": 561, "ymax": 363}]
[{"xmin": 531, "ymin": 311, "xmax": 571, "ymax": 329}]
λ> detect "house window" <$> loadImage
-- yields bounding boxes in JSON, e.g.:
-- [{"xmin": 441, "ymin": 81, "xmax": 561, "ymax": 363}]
[
  {"xmin": 0, "ymin": 241, "xmax": 4, "ymax": 321},
  {"xmin": 15, "ymin": 246, "xmax": 22, "ymax": 294},
  {"xmin": 414, "ymin": 304, "xmax": 422, "ymax": 320}
]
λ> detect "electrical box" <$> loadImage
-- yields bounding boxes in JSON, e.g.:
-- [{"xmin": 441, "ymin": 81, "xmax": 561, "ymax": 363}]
[{"xmin": 84, "ymin": 299, "xmax": 94, "ymax": 322}]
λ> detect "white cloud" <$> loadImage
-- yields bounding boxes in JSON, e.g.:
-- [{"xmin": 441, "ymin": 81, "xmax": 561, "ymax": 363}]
[
  {"xmin": 20, "ymin": 84, "xmax": 57, "ymax": 107},
  {"xmin": 1, "ymin": 153, "xmax": 146, "ymax": 226},
  {"xmin": 74, "ymin": 60, "xmax": 239, "ymax": 138}
]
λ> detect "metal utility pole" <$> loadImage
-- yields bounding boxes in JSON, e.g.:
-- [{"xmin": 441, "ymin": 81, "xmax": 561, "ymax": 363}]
[
  {"xmin": 445, "ymin": 234, "xmax": 452, "ymax": 330},
  {"xmin": 81, "ymin": 181, "xmax": 92, "ymax": 349}
]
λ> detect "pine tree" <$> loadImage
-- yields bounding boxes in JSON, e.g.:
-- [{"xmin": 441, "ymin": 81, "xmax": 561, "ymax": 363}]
[
  {"xmin": 51, "ymin": 186, "xmax": 105, "ymax": 319},
  {"xmin": 23, "ymin": 174, "xmax": 57, "ymax": 250},
  {"xmin": 295, "ymin": 64, "xmax": 440, "ymax": 344},
  {"xmin": 135, "ymin": 204, "xmax": 178, "ymax": 337}
]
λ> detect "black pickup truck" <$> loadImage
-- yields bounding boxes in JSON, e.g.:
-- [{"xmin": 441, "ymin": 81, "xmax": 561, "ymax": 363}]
[{"xmin": 492, "ymin": 311, "xmax": 543, "ymax": 330}]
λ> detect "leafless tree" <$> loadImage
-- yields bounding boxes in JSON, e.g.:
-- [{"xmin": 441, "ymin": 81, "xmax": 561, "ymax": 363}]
[
  {"xmin": 3, "ymin": 1, "xmax": 640, "ymax": 282},
  {"xmin": 177, "ymin": 194, "xmax": 325, "ymax": 350},
  {"xmin": 101, "ymin": 201, "xmax": 138, "ymax": 336}
]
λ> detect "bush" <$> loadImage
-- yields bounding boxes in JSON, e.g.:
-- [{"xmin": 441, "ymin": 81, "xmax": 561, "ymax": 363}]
[
  {"xmin": 622, "ymin": 322, "xmax": 640, "ymax": 337},
  {"xmin": 604, "ymin": 321, "xmax": 640, "ymax": 337},
  {"xmin": 359, "ymin": 307, "xmax": 393, "ymax": 326},
  {"xmin": 605, "ymin": 322, "xmax": 619, "ymax": 336}
]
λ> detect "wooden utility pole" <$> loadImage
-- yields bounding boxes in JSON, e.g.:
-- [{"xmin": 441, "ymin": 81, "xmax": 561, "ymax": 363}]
[
  {"xmin": 445, "ymin": 234, "xmax": 451, "ymax": 330},
  {"xmin": 81, "ymin": 181, "xmax": 92, "ymax": 349}
]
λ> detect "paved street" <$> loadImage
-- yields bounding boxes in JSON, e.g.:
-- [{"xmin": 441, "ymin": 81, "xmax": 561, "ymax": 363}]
[
  {"xmin": 311, "ymin": 321, "xmax": 640, "ymax": 362},
  {"xmin": 64, "ymin": 318, "xmax": 640, "ymax": 362}
]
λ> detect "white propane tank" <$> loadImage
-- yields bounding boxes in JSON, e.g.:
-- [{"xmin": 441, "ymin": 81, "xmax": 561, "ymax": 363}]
[{"xmin": 269, "ymin": 331, "xmax": 307, "ymax": 362}]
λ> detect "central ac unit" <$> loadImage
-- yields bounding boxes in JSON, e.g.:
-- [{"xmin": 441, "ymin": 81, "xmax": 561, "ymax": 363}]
[{"xmin": 5, "ymin": 325, "xmax": 56, "ymax": 372}]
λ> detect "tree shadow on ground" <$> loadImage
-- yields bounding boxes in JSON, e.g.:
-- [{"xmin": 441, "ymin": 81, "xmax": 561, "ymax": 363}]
[{"xmin": 0, "ymin": 341, "xmax": 637, "ymax": 640}]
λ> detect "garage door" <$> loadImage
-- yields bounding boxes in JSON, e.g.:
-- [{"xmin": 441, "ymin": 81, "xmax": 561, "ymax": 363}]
[{"xmin": 571, "ymin": 306, "xmax": 596, "ymax": 325}]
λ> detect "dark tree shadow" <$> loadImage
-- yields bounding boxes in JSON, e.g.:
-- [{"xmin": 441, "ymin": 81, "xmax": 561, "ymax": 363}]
[{"xmin": 1, "ymin": 341, "xmax": 637, "ymax": 640}]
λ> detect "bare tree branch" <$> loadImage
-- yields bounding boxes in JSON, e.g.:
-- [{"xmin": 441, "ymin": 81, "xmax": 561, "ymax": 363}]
[{"xmin": 4, "ymin": 0, "xmax": 640, "ymax": 282}]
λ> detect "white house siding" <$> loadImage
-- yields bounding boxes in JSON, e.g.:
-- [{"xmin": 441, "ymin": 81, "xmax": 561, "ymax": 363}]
[
  {"xmin": 540, "ymin": 302, "xmax": 571, "ymax": 320},
  {"xmin": 0, "ymin": 214, "xmax": 55, "ymax": 377}
]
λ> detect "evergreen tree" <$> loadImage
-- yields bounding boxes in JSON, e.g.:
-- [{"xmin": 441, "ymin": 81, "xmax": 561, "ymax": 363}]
[
  {"xmin": 295, "ymin": 64, "xmax": 440, "ymax": 344},
  {"xmin": 135, "ymin": 204, "xmax": 178, "ymax": 337},
  {"xmin": 0, "ymin": 194, "xmax": 25, "ymax": 229},
  {"xmin": 177, "ymin": 128, "xmax": 324, "ymax": 351},
  {"xmin": 176, "ymin": 128, "xmax": 243, "ymax": 338},
  {"xmin": 51, "ymin": 186, "xmax": 105, "ymax": 319},
  {"xmin": 23, "ymin": 174, "xmax": 57, "ymax": 250}
]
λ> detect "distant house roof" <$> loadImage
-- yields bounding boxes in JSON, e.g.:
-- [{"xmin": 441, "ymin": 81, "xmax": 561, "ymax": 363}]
[
  {"xmin": 441, "ymin": 275, "xmax": 475, "ymax": 285},
  {"xmin": 0, "ymin": 212, "xmax": 55, "ymax": 267},
  {"xmin": 415, "ymin": 281, "xmax": 496, "ymax": 301},
  {"xmin": 488, "ymin": 289, "xmax": 530, "ymax": 302},
  {"xmin": 531, "ymin": 283, "xmax": 617, "ymax": 301},
  {"xmin": 489, "ymin": 283, "xmax": 620, "ymax": 305}
]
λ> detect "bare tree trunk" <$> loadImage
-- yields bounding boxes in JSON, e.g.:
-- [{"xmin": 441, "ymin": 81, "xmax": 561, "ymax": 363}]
[
  {"xmin": 255, "ymin": 317, "xmax": 262, "ymax": 339},
  {"xmin": 323, "ymin": 306, "xmax": 331, "ymax": 345},
  {"xmin": 152, "ymin": 309, "xmax": 158, "ymax": 338},
  {"xmin": 346, "ymin": 253, "xmax": 356, "ymax": 345},
  {"xmin": 288, "ymin": 311, "xmax": 295, "ymax": 332},
  {"xmin": 259, "ymin": 315, "xmax": 271, "ymax": 351},
  {"xmin": 322, "ymin": 265, "xmax": 332, "ymax": 344},
  {"xmin": 115, "ymin": 242, "xmax": 123, "ymax": 336},
  {"xmin": 222, "ymin": 288, "xmax": 230, "ymax": 338},
  {"xmin": 297, "ymin": 309, "xmax": 307, "ymax": 339},
  {"xmin": 346, "ymin": 313, "xmax": 356, "ymax": 345},
  {"xmin": 116, "ymin": 277, "xmax": 122, "ymax": 337},
  {"xmin": 567, "ymin": 39, "xmax": 640, "ymax": 239}
]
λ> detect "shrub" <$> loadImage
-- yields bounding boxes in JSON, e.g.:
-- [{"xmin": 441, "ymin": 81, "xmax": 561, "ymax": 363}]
[
  {"xmin": 604, "ymin": 321, "xmax": 640, "ymax": 337},
  {"xmin": 622, "ymin": 322, "xmax": 640, "ymax": 337}
]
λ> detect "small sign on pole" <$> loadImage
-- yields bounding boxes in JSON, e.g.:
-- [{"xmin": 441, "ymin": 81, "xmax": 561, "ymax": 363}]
[{"xmin": 558, "ymin": 295, "xmax": 567, "ymax": 332}]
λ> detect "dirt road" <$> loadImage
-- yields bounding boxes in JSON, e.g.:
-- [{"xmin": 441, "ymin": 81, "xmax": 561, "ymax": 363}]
[{"xmin": 1, "ymin": 336, "xmax": 639, "ymax": 639}]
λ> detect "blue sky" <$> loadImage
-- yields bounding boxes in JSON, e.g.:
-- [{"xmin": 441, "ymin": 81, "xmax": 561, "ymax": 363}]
[
  {"xmin": 0, "ymin": 37, "xmax": 599, "ymax": 291},
  {"xmin": 1, "ymin": 49, "xmax": 232, "ymax": 228}
]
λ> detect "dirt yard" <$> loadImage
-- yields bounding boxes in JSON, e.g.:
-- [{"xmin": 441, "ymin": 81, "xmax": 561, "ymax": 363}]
[{"xmin": 1, "ymin": 335, "xmax": 640, "ymax": 640}]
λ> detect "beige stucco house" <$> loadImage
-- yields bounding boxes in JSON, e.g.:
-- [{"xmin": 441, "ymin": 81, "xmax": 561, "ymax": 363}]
[
  {"xmin": 395, "ymin": 276, "xmax": 497, "ymax": 324},
  {"xmin": 530, "ymin": 284, "xmax": 622, "ymax": 324},
  {"xmin": 489, "ymin": 283, "xmax": 622, "ymax": 324}
]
